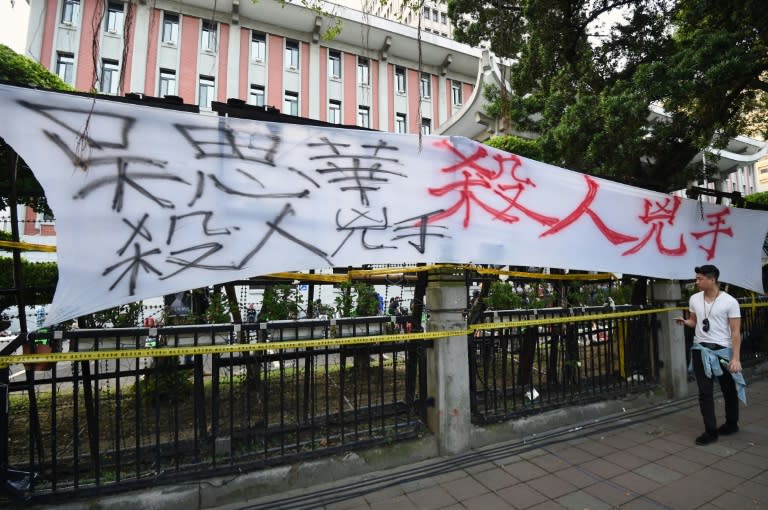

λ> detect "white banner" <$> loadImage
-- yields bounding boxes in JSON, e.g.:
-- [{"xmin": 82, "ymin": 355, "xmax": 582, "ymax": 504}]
[{"xmin": 1, "ymin": 84, "xmax": 767, "ymax": 325}]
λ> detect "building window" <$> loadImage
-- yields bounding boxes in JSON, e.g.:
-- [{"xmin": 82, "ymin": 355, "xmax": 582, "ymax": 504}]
[
  {"xmin": 420, "ymin": 73, "xmax": 431, "ymax": 98},
  {"xmin": 441, "ymin": 12, "xmax": 447, "ymax": 24},
  {"xmin": 432, "ymin": 9, "xmax": 439, "ymax": 21},
  {"xmin": 284, "ymin": 91, "xmax": 299, "ymax": 116},
  {"xmin": 423, "ymin": 6, "xmax": 430, "ymax": 18},
  {"xmin": 357, "ymin": 57, "xmax": 370, "ymax": 85},
  {"xmin": 201, "ymin": 20, "xmax": 217, "ymax": 52},
  {"xmin": 328, "ymin": 50, "xmax": 341, "ymax": 79},
  {"xmin": 285, "ymin": 40, "xmax": 299, "ymax": 69},
  {"xmin": 249, "ymin": 84, "xmax": 265, "ymax": 107},
  {"xmin": 395, "ymin": 66, "xmax": 406, "ymax": 94},
  {"xmin": 162, "ymin": 12, "xmax": 179, "ymax": 44},
  {"xmin": 357, "ymin": 106, "xmax": 370, "ymax": 128},
  {"xmin": 61, "ymin": 0, "xmax": 80, "ymax": 24},
  {"xmin": 451, "ymin": 80, "xmax": 463, "ymax": 105},
  {"xmin": 328, "ymin": 100, "xmax": 341, "ymax": 124},
  {"xmin": 199, "ymin": 75, "xmax": 215, "ymax": 109},
  {"xmin": 56, "ymin": 52, "xmax": 74, "ymax": 85},
  {"xmin": 421, "ymin": 118, "xmax": 431, "ymax": 135},
  {"xmin": 99, "ymin": 59, "xmax": 120, "ymax": 94},
  {"xmin": 159, "ymin": 69, "xmax": 176, "ymax": 97},
  {"xmin": 395, "ymin": 113, "xmax": 407, "ymax": 134},
  {"xmin": 251, "ymin": 31, "xmax": 266, "ymax": 61},
  {"xmin": 105, "ymin": 2, "xmax": 124, "ymax": 33}
]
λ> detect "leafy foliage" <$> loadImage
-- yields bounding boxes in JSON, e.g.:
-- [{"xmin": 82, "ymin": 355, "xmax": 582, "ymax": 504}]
[
  {"xmin": 78, "ymin": 302, "xmax": 143, "ymax": 328},
  {"xmin": 745, "ymin": 191, "xmax": 768, "ymax": 208},
  {"xmin": 0, "ymin": 257, "xmax": 57, "ymax": 314},
  {"xmin": 259, "ymin": 284, "xmax": 303, "ymax": 321},
  {"xmin": 1, "ymin": 44, "xmax": 73, "ymax": 215},
  {"xmin": 449, "ymin": 0, "xmax": 768, "ymax": 192},
  {"xmin": 484, "ymin": 278, "xmax": 629, "ymax": 310},
  {"xmin": 485, "ymin": 281, "xmax": 523, "ymax": 310},
  {"xmin": 354, "ymin": 282, "xmax": 380, "ymax": 316},
  {"xmin": 484, "ymin": 134, "xmax": 544, "ymax": 161},
  {"xmin": 205, "ymin": 291, "xmax": 231, "ymax": 323},
  {"xmin": 0, "ymin": 44, "xmax": 74, "ymax": 91},
  {"xmin": 334, "ymin": 281, "xmax": 380, "ymax": 317},
  {"xmin": 334, "ymin": 281, "xmax": 355, "ymax": 318}
]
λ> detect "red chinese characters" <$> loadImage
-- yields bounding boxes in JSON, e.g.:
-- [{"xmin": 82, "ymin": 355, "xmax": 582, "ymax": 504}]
[
  {"xmin": 427, "ymin": 140, "xmax": 558, "ymax": 228},
  {"xmin": 539, "ymin": 175, "xmax": 638, "ymax": 245},
  {"xmin": 427, "ymin": 140, "xmax": 734, "ymax": 261},
  {"xmin": 691, "ymin": 207, "xmax": 734, "ymax": 260},
  {"xmin": 622, "ymin": 196, "xmax": 686, "ymax": 256}
]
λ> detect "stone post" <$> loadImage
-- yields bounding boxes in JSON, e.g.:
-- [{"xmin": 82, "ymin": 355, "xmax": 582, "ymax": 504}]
[
  {"xmin": 652, "ymin": 280, "xmax": 689, "ymax": 399},
  {"xmin": 425, "ymin": 268, "xmax": 471, "ymax": 455}
]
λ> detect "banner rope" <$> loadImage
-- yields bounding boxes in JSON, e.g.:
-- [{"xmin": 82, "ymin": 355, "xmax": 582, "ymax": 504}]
[{"xmin": 269, "ymin": 264, "xmax": 618, "ymax": 283}]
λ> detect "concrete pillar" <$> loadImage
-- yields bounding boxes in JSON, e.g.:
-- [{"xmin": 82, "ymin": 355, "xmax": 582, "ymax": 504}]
[
  {"xmin": 425, "ymin": 269, "xmax": 470, "ymax": 455},
  {"xmin": 652, "ymin": 280, "xmax": 689, "ymax": 399}
]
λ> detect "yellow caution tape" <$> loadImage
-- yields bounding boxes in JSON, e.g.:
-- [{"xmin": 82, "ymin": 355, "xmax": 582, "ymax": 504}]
[
  {"xmin": 0, "ymin": 240, "xmax": 57, "ymax": 252},
  {"xmin": 0, "ymin": 330, "xmax": 448, "ymax": 368},
  {"xmin": 469, "ymin": 306, "xmax": 675, "ymax": 331},
  {"xmin": 3, "ymin": 302, "xmax": 764, "ymax": 368}
]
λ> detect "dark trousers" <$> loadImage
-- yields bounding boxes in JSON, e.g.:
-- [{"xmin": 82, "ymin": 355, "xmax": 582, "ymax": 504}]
[{"xmin": 692, "ymin": 349, "xmax": 739, "ymax": 434}]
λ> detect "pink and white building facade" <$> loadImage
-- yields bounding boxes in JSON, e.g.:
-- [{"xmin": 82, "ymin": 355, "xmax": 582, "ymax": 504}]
[{"xmin": 25, "ymin": 0, "xmax": 487, "ymax": 137}]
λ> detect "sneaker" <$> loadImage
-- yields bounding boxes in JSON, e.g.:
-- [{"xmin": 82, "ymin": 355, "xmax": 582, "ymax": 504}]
[
  {"xmin": 718, "ymin": 423, "xmax": 739, "ymax": 436},
  {"xmin": 695, "ymin": 432, "xmax": 718, "ymax": 445}
]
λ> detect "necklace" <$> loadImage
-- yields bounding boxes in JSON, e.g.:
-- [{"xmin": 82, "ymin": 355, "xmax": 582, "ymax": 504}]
[{"xmin": 703, "ymin": 291, "xmax": 719, "ymax": 321}]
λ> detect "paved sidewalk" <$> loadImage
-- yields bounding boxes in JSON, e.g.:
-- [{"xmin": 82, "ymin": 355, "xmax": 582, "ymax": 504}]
[{"xmin": 218, "ymin": 377, "xmax": 768, "ymax": 510}]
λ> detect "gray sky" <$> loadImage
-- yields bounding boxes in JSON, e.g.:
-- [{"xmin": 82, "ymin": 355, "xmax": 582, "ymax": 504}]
[{"xmin": 0, "ymin": 1, "xmax": 30, "ymax": 54}]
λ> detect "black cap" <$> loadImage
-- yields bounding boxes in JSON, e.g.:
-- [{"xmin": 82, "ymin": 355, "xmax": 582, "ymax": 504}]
[{"xmin": 695, "ymin": 264, "xmax": 720, "ymax": 280}]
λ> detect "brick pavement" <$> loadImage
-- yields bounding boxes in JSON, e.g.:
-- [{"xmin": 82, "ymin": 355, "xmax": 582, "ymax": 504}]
[{"xmin": 216, "ymin": 376, "xmax": 768, "ymax": 510}]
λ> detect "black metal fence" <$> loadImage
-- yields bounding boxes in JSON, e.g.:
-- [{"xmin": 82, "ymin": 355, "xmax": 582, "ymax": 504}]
[
  {"xmin": 470, "ymin": 305, "xmax": 659, "ymax": 424},
  {"xmin": 470, "ymin": 299, "xmax": 768, "ymax": 424},
  {"xmin": 3, "ymin": 300, "xmax": 768, "ymax": 502},
  {"xmin": 741, "ymin": 298, "xmax": 768, "ymax": 363},
  {"xmin": 1, "ymin": 315, "xmax": 428, "ymax": 502}
]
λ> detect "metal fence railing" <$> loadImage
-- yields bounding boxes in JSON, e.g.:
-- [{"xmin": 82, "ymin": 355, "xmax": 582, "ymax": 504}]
[
  {"xmin": 470, "ymin": 299, "xmax": 768, "ymax": 425},
  {"xmin": 1, "ymin": 315, "xmax": 428, "ymax": 502},
  {"xmin": 3, "ymin": 299, "xmax": 768, "ymax": 502},
  {"xmin": 469, "ymin": 305, "xmax": 659, "ymax": 424}
]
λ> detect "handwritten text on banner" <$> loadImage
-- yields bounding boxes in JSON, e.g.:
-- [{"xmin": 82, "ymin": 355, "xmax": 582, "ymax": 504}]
[{"xmin": 0, "ymin": 84, "xmax": 766, "ymax": 325}]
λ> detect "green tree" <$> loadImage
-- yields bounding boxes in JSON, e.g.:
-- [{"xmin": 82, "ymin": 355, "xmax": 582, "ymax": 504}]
[
  {"xmin": 449, "ymin": 0, "xmax": 768, "ymax": 192},
  {"xmin": 333, "ymin": 281, "xmax": 380, "ymax": 317},
  {"xmin": 0, "ymin": 44, "xmax": 73, "ymax": 91},
  {"xmin": 78, "ymin": 302, "xmax": 143, "ymax": 328},
  {"xmin": 259, "ymin": 284, "xmax": 303, "ymax": 321},
  {"xmin": 1, "ymin": 44, "xmax": 73, "ymax": 215},
  {"xmin": 354, "ymin": 282, "xmax": 380, "ymax": 316},
  {"xmin": 0, "ymin": 256, "xmax": 57, "ymax": 315},
  {"xmin": 205, "ymin": 291, "xmax": 231, "ymax": 323},
  {"xmin": 484, "ymin": 134, "xmax": 544, "ymax": 161},
  {"xmin": 485, "ymin": 281, "xmax": 523, "ymax": 310},
  {"xmin": 745, "ymin": 191, "xmax": 768, "ymax": 209}
]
